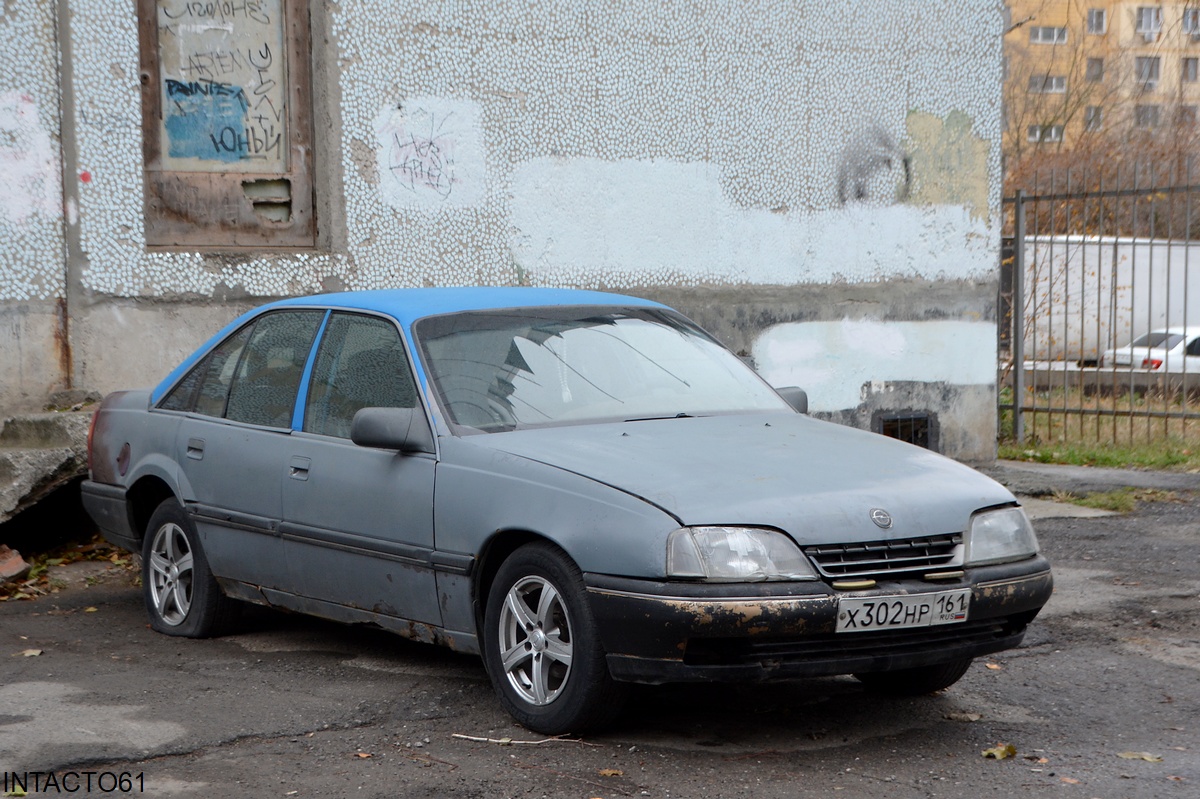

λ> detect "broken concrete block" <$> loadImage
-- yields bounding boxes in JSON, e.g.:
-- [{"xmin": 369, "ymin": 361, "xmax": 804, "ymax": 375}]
[{"xmin": 0, "ymin": 544, "xmax": 31, "ymax": 582}]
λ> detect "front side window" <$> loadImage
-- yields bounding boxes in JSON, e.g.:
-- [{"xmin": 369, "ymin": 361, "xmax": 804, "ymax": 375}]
[
  {"xmin": 304, "ymin": 313, "xmax": 419, "ymax": 438},
  {"xmin": 415, "ymin": 307, "xmax": 790, "ymax": 433},
  {"xmin": 223, "ymin": 311, "xmax": 324, "ymax": 427}
]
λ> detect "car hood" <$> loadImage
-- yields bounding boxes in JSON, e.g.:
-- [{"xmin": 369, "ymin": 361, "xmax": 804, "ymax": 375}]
[{"xmin": 465, "ymin": 414, "xmax": 1015, "ymax": 544}]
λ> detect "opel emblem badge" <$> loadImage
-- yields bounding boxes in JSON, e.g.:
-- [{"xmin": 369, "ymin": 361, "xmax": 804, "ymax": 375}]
[{"xmin": 870, "ymin": 508, "xmax": 893, "ymax": 529}]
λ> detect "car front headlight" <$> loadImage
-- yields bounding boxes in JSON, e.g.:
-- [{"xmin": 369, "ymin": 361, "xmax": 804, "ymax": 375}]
[
  {"xmin": 965, "ymin": 506, "xmax": 1039, "ymax": 566},
  {"xmin": 666, "ymin": 526, "xmax": 819, "ymax": 582}
]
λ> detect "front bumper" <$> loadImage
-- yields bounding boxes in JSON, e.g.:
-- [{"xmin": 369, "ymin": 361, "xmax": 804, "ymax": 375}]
[{"xmin": 585, "ymin": 557, "xmax": 1052, "ymax": 684}]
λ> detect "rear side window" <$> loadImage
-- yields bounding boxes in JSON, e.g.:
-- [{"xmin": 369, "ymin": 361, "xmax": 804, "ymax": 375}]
[
  {"xmin": 159, "ymin": 323, "xmax": 254, "ymax": 414},
  {"xmin": 225, "ymin": 311, "xmax": 324, "ymax": 427},
  {"xmin": 304, "ymin": 313, "xmax": 418, "ymax": 438},
  {"xmin": 1131, "ymin": 332, "xmax": 1184, "ymax": 349},
  {"xmin": 158, "ymin": 310, "xmax": 323, "ymax": 427}
]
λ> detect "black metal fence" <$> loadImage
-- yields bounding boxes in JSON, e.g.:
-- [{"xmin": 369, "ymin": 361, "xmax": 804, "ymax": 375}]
[{"xmin": 1000, "ymin": 180, "xmax": 1200, "ymax": 447}]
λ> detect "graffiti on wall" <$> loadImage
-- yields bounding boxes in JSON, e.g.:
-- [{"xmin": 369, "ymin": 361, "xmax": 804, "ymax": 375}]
[
  {"xmin": 156, "ymin": 0, "xmax": 287, "ymax": 172},
  {"xmin": 373, "ymin": 97, "xmax": 487, "ymax": 211},
  {"xmin": 0, "ymin": 92, "xmax": 59, "ymax": 227}
]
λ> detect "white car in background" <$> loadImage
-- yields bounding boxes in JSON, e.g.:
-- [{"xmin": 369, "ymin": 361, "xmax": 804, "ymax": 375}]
[{"xmin": 1100, "ymin": 328, "xmax": 1200, "ymax": 373}]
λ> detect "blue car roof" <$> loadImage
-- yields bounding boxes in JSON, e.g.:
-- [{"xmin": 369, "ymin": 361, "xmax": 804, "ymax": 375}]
[
  {"xmin": 151, "ymin": 287, "xmax": 667, "ymax": 404},
  {"xmin": 266, "ymin": 287, "xmax": 665, "ymax": 328}
]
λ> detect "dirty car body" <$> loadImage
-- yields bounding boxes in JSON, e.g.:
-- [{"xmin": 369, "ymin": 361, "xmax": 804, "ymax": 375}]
[{"xmin": 81, "ymin": 288, "xmax": 1052, "ymax": 734}]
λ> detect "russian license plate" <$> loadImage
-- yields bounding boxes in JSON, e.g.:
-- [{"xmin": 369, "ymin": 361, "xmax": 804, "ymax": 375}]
[{"xmin": 836, "ymin": 589, "xmax": 971, "ymax": 633}]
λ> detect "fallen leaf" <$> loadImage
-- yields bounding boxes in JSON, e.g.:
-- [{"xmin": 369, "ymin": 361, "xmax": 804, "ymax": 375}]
[
  {"xmin": 355, "ymin": 752, "xmax": 373, "ymax": 759},
  {"xmin": 1168, "ymin": 775, "xmax": 1185, "ymax": 781},
  {"xmin": 6, "ymin": 785, "xmax": 29, "ymax": 796},
  {"xmin": 1060, "ymin": 776, "xmax": 1080, "ymax": 784},
  {"xmin": 982, "ymin": 743, "xmax": 1017, "ymax": 760},
  {"xmin": 1118, "ymin": 751, "xmax": 1163, "ymax": 762},
  {"xmin": 985, "ymin": 663, "xmax": 1003, "ymax": 671},
  {"xmin": 597, "ymin": 768, "xmax": 623, "ymax": 777},
  {"xmin": 15, "ymin": 649, "xmax": 42, "ymax": 657},
  {"xmin": 945, "ymin": 712, "xmax": 983, "ymax": 722},
  {"xmin": 84, "ymin": 607, "xmax": 98, "ymax": 613}
]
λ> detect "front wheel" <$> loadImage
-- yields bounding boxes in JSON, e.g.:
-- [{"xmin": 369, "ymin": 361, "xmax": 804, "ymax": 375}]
[
  {"xmin": 141, "ymin": 499, "xmax": 238, "ymax": 638},
  {"xmin": 482, "ymin": 543, "xmax": 627, "ymax": 734},
  {"xmin": 854, "ymin": 656, "xmax": 973, "ymax": 696}
]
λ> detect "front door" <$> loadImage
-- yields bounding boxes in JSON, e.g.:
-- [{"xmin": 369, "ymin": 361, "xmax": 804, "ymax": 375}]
[{"xmin": 280, "ymin": 312, "xmax": 440, "ymax": 625}]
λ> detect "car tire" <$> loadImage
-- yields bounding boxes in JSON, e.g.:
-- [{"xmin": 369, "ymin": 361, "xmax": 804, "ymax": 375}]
[
  {"xmin": 141, "ymin": 499, "xmax": 238, "ymax": 638},
  {"xmin": 853, "ymin": 656, "xmax": 973, "ymax": 696},
  {"xmin": 482, "ymin": 542, "xmax": 627, "ymax": 734}
]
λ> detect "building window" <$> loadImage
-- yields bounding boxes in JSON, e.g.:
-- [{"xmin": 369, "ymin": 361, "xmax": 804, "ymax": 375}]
[
  {"xmin": 1186, "ymin": 58, "xmax": 1200, "ymax": 82},
  {"xmin": 1085, "ymin": 106, "xmax": 1103, "ymax": 131},
  {"xmin": 1136, "ymin": 56, "xmax": 1162, "ymax": 90},
  {"xmin": 137, "ymin": 0, "xmax": 316, "ymax": 248},
  {"xmin": 1028, "ymin": 75, "xmax": 1067, "ymax": 93},
  {"xmin": 1185, "ymin": 8, "xmax": 1200, "ymax": 35},
  {"xmin": 1180, "ymin": 106, "xmax": 1199, "ymax": 126},
  {"xmin": 1135, "ymin": 104, "xmax": 1162, "ymax": 128},
  {"xmin": 1087, "ymin": 8, "xmax": 1107, "ymax": 34},
  {"xmin": 1086, "ymin": 58, "xmax": 1104, "ymax": 82},
  {"xmin": 1029, "ymin": 26, "xmax": 1068, "ymax": 44},
  {"xmin": 1027, "ymin": 124, "xmax": 1065, "ymax": 143},
  {"xmin": 1135, "ymin": 7, "xmax": 1162, "ymax": 36}
]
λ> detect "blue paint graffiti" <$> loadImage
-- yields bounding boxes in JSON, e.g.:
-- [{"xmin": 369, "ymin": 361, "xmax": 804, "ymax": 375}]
[{"xmin": 164, "ymin": 79, "xmax": 249, "ymax": 162}]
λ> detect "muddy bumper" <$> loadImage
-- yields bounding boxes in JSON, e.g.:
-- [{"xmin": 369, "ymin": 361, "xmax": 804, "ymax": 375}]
[{"xmin": 585, "ymin": 558, "xmax": 1052, "ymax": 684}]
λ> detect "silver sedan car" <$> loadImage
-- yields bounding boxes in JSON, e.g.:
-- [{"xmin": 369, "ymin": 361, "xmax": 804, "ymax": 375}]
[{"xmin": 82, "ymin": 288, "xmax": 1051, "ymax": 733}]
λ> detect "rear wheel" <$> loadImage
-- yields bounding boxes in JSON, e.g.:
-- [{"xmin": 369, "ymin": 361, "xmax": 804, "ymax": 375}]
[
  {"xmin": 854, "ymin": 656, "xmax": 973, "ymax": 696},
  {"xmin": 482, "ymin": 542, "xmax": 627, "ymax": 734},
  {"xmin": 141, "ymin": 499, "xmax": 238, "ymax": 638}
]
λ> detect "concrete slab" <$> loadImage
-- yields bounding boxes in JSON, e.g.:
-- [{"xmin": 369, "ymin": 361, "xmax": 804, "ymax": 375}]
[{"xmin": 1017, "ymin": 496, "xmax": 1118, "ymax": 521}]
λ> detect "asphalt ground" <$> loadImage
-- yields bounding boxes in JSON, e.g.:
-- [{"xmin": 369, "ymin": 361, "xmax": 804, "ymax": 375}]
[{"xmin": 1, "ymin": 460, "xmax": 1197, "ymax": 798}]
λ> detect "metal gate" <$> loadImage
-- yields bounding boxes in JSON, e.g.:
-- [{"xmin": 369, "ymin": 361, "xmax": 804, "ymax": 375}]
[{"xmin": 1001, "ymin": 179, "xmax": 1200, "ymax": 447}]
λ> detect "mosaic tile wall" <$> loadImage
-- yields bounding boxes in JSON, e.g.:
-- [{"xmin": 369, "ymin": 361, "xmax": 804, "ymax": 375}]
[{"xmin": 0, "ymin": 0, "xmax": 1001, "ymax": 302}]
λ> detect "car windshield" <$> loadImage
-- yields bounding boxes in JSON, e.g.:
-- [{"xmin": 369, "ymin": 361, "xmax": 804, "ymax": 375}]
[
  {"xmin": 1130, "ymin": 332, "xmax": 1185, "ymax": 349},
  {"xmin": 415, "ymin": 306, "xmax": 791, "ymax": 432}
]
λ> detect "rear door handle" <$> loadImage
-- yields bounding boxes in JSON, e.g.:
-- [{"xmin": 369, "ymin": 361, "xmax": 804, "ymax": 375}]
[
  {"xmin": 186, "ymin": 438, "xmax": 205, "ymax": 460},
  {"xmin": 289, "ymin": 456, "xmax": 311, "ymax": 481}
]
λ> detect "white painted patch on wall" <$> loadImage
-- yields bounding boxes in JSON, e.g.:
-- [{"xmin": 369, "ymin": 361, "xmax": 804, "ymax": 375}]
[
  {"xmin": 752, "ymin": 320, "xmax": 997, "ymax": 411},
  {"xmin": 0, "ymin": 92, "xmax": 60, "ymax": 227},
  {"xmin": 374, "ymin": 96, "xmax": 487, "ymax": 211},
  {"xmin": 509, "ymin": 157, "xmax": 996, "ymax": 286}
]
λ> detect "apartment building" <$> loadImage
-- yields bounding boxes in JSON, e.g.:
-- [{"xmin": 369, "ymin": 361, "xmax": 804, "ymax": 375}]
[{"xmin": 1005, "ymin": 1, "xmax": 1200, "ymax": 156}]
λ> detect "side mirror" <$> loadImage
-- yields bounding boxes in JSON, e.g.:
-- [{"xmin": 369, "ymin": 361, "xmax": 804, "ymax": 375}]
[
  {"xmin": 350, "ymin": 407, "xmax": 435, "ymax": 454},
  {"xmin": 775, "ymin": 386, "xmax": 808, "ymax": 414}
]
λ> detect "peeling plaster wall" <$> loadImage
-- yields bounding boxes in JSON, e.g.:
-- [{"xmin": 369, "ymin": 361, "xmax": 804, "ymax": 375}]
[
  {"xmin": 0, "ymin": 2, "xmax": 67, "ymax": 410},
  {"xmin": 3, "ymin": 0, "xmax": 1005, "ymax": 459}
]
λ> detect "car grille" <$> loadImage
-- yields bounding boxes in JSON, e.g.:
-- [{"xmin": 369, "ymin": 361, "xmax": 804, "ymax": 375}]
[{"xmin": 804, "ymin": 534, "xmax": 963, "ymax": 580}]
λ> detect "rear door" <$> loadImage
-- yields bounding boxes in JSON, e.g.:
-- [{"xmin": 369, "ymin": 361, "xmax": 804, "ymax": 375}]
[
  {"xmin": 280, "ymin": 312, "xmax": 441, "ymax": 624},
  {"xmin": 162, "ymin": 309, "xmax": 324, "ymax": 589}
]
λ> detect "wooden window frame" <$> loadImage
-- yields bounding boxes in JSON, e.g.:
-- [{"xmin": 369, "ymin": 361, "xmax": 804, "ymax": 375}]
[{"xmin": 137, "ymin": 0, "xmax": 316, "ymax": 249}]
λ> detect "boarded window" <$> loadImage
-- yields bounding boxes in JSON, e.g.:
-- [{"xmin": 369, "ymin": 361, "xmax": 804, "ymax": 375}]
[{"xmin": 138, "ymin": 0, "xmax": 315, "ymax": 248}]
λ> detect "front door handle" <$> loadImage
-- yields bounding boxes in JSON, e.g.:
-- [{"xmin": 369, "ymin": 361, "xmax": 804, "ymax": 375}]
[
  {"xmin": 186, "ymin": 438, "xmax": 205, "ymax": 460},
  {"xmin": 289, "ymin": 456, "xmax": 311, "ymax": 481}
]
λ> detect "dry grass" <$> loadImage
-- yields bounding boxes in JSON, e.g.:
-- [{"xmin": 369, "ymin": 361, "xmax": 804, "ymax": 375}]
[{"xmin": 999, "ymin": 387, "xmax": 1200, "ymax": 471}]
